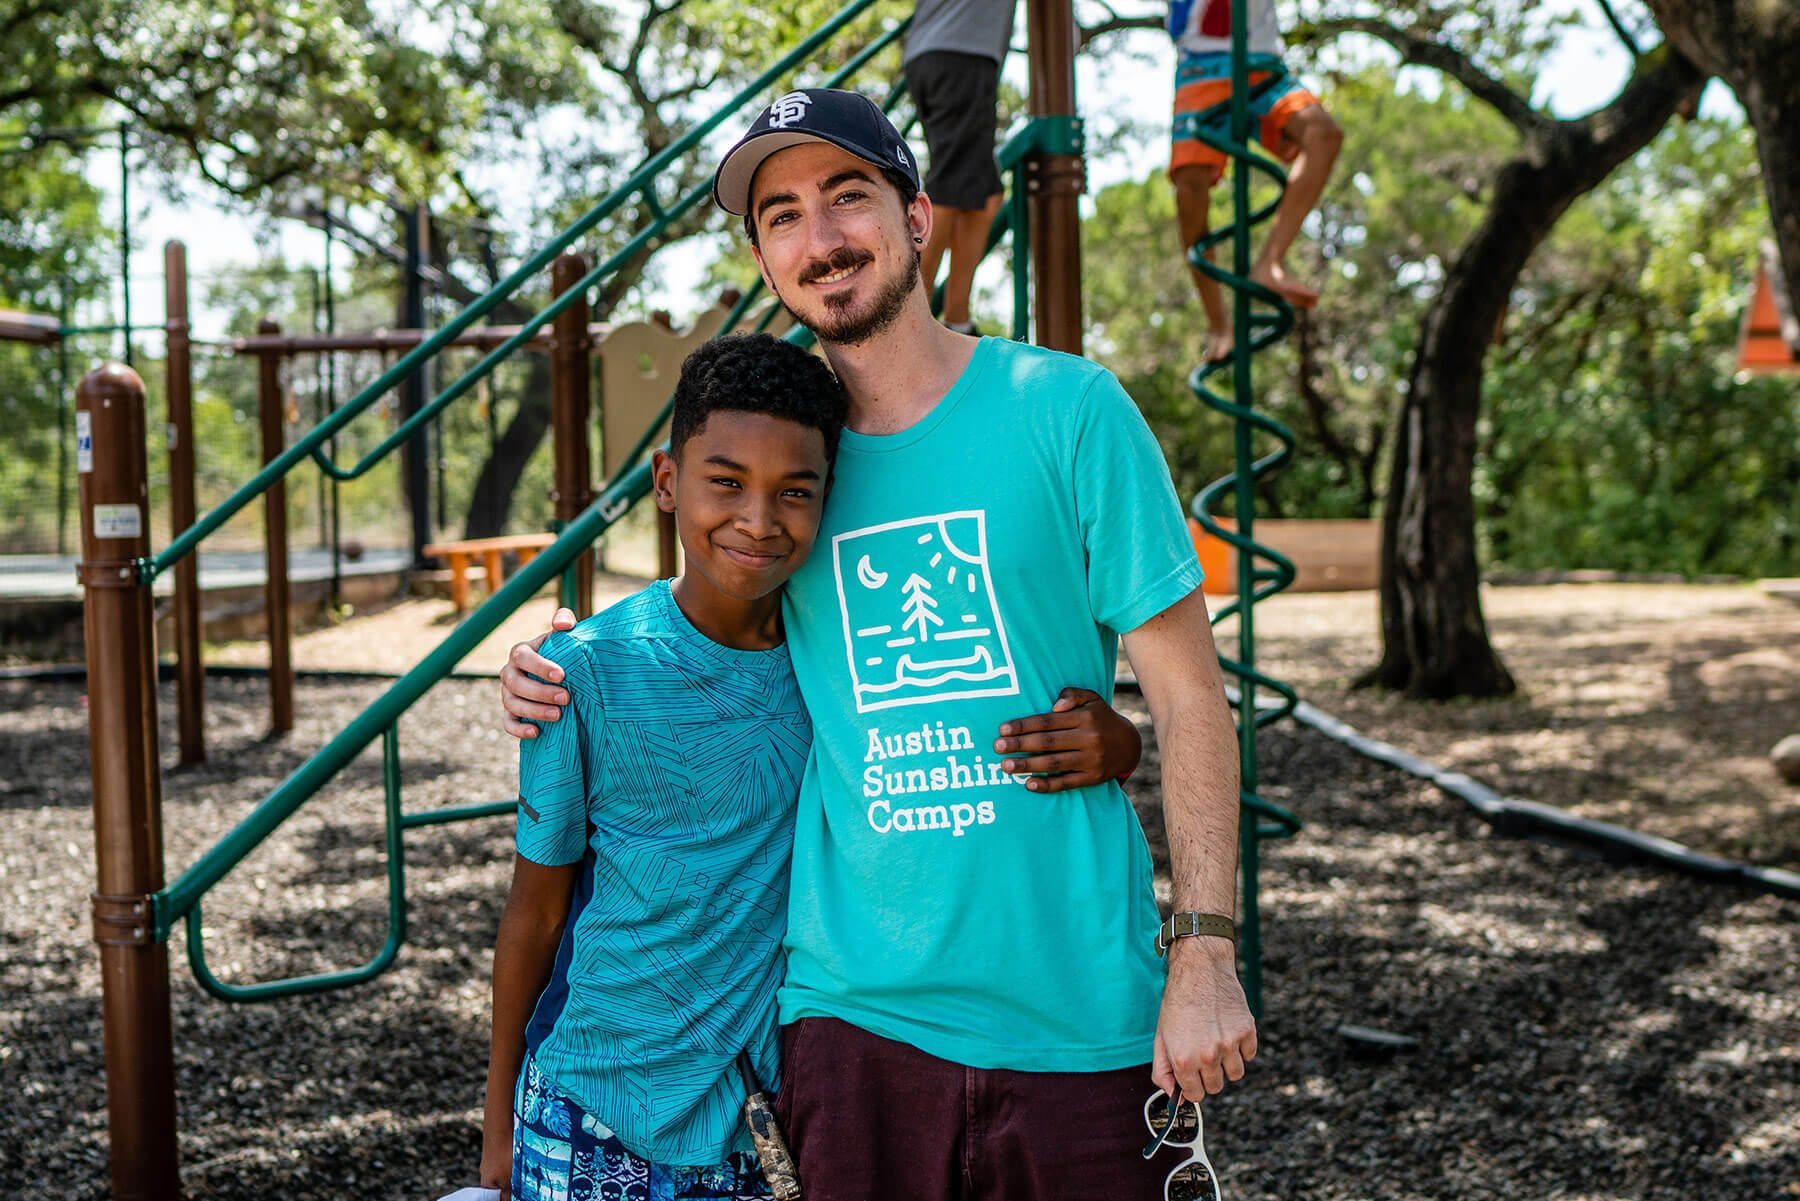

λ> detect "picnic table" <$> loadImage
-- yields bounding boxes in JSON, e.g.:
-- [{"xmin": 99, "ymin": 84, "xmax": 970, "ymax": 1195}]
[{"xmin": 423, "ymin": 532, "xmax": 557, "ymax": 613}]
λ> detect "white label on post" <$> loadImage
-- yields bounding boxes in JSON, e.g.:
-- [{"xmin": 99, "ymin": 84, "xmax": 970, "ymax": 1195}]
[
  {"xmin": 166, "ymin": 421, "xmax": 179, "ymax": 451},
  {"xmin": 76, "ymin": 411, "xmax": 93, "ymax": 472},
  {"xmin": 93, "ymin": 504, "xmax": 143, "ymax": 539}
]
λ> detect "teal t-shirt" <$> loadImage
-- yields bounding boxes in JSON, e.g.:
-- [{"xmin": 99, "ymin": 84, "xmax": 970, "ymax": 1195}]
[
  {"xmin": 516, "ymin": 580, "xmax": 809, "ymax": 1165},
  {"xmin": 777, "ymin": 337, "xmax": 1205, "ymax": 1071}
]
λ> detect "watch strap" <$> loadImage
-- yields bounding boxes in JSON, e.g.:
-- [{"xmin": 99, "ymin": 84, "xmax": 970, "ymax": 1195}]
[{"xmin": 1155, "ymin": 911, "xmax": 1238, "ymax": 955}]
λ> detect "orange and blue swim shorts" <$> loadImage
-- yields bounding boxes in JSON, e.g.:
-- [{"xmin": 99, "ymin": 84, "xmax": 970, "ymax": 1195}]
[{"xmin": 1170, "ymin": 50, "xmax": 1318, "ymax": 179}]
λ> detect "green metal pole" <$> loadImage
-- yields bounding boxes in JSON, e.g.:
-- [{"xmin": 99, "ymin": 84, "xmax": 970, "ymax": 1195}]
[{"xmin": 1227, "ymin": 0, "xmax": 1266, "ymax": 1021}]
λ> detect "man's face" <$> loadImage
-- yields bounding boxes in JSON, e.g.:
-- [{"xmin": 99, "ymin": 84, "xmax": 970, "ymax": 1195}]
[
  {"xmin": 747, "ymin": 141, "xmax": 926, "ymax": 347},
  {"xmin": 652, "ymin": 410, "xmax": 831, "ymax": 604}
]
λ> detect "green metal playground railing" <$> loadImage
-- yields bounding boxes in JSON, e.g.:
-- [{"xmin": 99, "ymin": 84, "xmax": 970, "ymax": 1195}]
[
  {"xmin": 143, "ymin": 3, "xmax": 1076, "ymax": 1003},
  {"xmin": 1180, "ymin": 24, "xmax": 1305, "ymax": 1015}
]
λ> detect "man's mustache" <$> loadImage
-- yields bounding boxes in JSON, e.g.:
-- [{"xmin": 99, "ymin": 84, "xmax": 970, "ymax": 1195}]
[{"xmin": 798, "ymin": 248, "xmax": 875, "ymax": 285}]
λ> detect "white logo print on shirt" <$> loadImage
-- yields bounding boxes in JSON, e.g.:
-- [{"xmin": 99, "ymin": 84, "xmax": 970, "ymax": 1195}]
[{"xmin": 832, "ymin": 511, "xmax": 1019, "ymax": 713}]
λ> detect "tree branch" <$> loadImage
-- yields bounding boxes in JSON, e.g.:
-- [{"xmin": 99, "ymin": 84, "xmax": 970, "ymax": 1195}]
[
  {"xmin": 1308, "ymin": 16, "xmax": 1549, "ymax": 136},
  {"xmin": 1594, "ymin": 0, "xmax": 1644, "ymax": 59},
  {"xmin": 1078, "ymin": 12, "xmax": 1160, "ymax": 48},
  {"xmin": 0, "ymin": 82, "xmax": 54, "ymax": 112}
]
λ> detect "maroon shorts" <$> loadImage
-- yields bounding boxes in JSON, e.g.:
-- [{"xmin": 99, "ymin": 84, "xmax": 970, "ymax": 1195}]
[{"xmin": 773, "ymin": 1016, "xmax": 1185, "ymax": 1200}]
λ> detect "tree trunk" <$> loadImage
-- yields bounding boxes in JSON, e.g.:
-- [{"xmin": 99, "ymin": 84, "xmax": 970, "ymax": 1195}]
[
  {"xmin": 456, "ymin": 237, "xmax": 659, "ymax": 540},
  {"xmin": 1360, "ymin": 46, "xmax": 1706, "ymax": 697},
  {"xmin": 464, "ymin": 355, "xmax": 552, "ymax": 539},
  {"xmin": 1643, "ymin": 0, "xmax": 1800, "ymax": 327}
]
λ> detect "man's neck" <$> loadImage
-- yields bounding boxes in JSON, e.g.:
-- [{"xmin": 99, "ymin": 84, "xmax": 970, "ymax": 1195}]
[{"xmin": 824, "ymin": 300, "xmax": 980, "ymax": 437}]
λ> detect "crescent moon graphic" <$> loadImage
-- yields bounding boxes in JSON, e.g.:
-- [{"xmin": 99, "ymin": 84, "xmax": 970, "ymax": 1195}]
[{"xmin": 856, "ymin": 555, "xmax": 888, "ymax": 590}]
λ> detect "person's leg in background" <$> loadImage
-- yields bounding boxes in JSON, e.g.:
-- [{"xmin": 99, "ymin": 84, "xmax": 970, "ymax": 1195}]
[
  {"xmin": 1248, "ymin": 97, "xmax": 1342, "ymax": 309},
  {"xmin": 934, "ymin": 192, "xmax": 1003, "ymax": 331},
  {"xmin": 907, "ymin": 49, "xmax": 1005, "ymax": 334},
  {"xmin": 1171, "ymin": 160, "xmax": 1231, "ymax": 362}
]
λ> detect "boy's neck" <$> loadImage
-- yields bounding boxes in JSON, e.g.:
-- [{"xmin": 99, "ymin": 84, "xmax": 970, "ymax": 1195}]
[
  {"xmin": 669, "ymin": 574, "xmax": 786, "ymax": 651},
  {"xmin": 823, "ymin": 295, "xmax": 979, "ymax": 436}
]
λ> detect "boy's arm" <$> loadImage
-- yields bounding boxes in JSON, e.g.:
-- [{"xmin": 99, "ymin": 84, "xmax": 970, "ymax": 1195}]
[
  {"xmin": 482, "ymin": 855, "xmax": 582, "ymax": 1194},
  {"xmin": 500, "ymin": 607, "xmax": 579, "ymax": 738},
  {"xmin": 1119, "ymin": 586, "xmax": 1257, "ymax": 1099},
  {"xmin": 993, "ymin": 687, "xmax": 1142, "ymax": 792}
]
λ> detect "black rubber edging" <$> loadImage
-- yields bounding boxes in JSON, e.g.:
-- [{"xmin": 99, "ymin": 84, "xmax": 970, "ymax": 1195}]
[{"xmin": 1113, "ymin": 677, "xmax": 1800, "ymax": 904}]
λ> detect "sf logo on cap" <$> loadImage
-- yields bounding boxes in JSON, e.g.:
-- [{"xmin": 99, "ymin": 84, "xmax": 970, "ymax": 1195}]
[{"xmin": 768, "ymin": 91, "xmax": 813, "ymax": 129}]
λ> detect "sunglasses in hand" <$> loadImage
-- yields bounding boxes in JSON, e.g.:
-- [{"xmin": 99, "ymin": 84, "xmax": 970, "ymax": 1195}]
[{"xmin": 1141, "ymin": 1087, "xmax": 1222, "ymax": 1201}]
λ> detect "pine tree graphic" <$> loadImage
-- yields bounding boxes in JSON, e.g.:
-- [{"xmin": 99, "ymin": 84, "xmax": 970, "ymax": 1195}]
[{"xmin": 900, "ymin": 573, "xmax": 942, "ymax": 642}]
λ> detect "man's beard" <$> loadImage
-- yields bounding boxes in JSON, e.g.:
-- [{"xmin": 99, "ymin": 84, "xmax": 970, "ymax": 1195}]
[{"xmin": 776, "ymin": 246, "xmax": 921, "ymax": 348}]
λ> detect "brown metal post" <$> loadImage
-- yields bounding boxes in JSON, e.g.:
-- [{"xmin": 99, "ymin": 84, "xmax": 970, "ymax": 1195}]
[
  {"xmin": 165, "ymin": 241, "xmax": 205, "ymax": 764},
  {"xmin": 550, "ymin": 254, "xmax": 596, "ymax": 618},
  {"xmin": 1025, "ymin": 0, "xmax": 1085, "ymax": 353},
  {"xmin": 650, "ymin": 309, "xmax": 680, "ymax": 580},
  {"xmin": 657, "ymin": 515, "xmax": 679, "ymax": 580},
  {"xmin": 256, "ymin": 320, "xmax": 294, "ymax": 733},
  {"xmin": 78, "ymin": 364, "xmax": 182, "ymax": 1201}
]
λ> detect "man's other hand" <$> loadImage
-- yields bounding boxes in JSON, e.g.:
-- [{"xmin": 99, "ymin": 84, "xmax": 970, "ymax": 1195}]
[
  {"xmin": 1151, "ymin": 936, "xmax": 1257, "ymax": 1100},
  {"xmin": 499, "ymin": 606, "xmax": 577, "ymax": 739}
]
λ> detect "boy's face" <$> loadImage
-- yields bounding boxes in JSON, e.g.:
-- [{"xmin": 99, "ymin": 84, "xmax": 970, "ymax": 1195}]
[
  {"xmin": 652, "ymin": 410, "xmax": 831, "ymax": 603},
  {"xmin": 747, "ymin": 141, "xmax": 928, "ymax": 346}
]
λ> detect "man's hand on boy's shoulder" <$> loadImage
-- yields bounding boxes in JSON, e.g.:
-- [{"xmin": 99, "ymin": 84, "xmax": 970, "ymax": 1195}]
[
  {"xmin": 994, "ymin": 686, "xmax": 1144, "ymax": 792},
  {"xmin": 500, "ymin": 606, "xmax": 578, "ymax": 739}
]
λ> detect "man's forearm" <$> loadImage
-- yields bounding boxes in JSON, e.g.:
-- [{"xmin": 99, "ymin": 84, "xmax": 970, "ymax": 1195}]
[{"xmin": 1154, "ymin": 694, "xmax": 1241, "ymax": 919}]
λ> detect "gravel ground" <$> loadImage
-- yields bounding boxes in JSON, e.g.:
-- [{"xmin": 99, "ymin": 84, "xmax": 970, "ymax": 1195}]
[
  {"xmin": 4, "ymin": 664, "xmax": 1796, "ymax": 1198},
  {"xmin": 1223, "ymin": 582, "xmax": 1800, "ymax": 867}
]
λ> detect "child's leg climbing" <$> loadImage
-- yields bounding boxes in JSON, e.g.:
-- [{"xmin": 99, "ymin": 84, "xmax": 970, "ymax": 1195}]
[
  {"xmin": 1252, "ymin": 101, "xmax": 1342, "ymax": 309},
  {"xmin": 942, "ymin": 193, "xmax": 1002, "ymax": 328},
  {"xmin": 1172, "ymin": 163, "xmax": 1234, "ymax": 362}
]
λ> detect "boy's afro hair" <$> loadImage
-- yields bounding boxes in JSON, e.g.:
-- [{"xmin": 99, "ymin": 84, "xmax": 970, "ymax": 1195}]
[{"xmin": 669, "ymin": 333, "xmax": 847, "ymax": 464}]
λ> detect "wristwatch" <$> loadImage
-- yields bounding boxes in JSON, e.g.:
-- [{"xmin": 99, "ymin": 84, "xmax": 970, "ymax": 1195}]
[{"xmin": 1155, "ymin": 911, "xmax": 1238, "ymax": 956}]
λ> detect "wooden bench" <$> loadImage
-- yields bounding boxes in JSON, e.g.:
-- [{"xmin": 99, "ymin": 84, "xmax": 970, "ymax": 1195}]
[{"xmin": 423, "ymin": 532, "xmax": 557, "ymax": 613}]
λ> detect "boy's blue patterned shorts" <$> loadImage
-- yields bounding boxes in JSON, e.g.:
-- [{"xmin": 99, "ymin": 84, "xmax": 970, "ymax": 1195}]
[{"xmin": 512, "ymin": 1051, "xmax": 772, "ymax": 1201}]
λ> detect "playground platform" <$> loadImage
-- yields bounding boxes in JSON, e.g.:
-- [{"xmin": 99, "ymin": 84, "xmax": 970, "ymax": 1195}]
[
  {"xmin": 0, "ymin": 547, "xmax": 414, "ymax": 602},
  {"xmin": 0, "ymin": 548, "xmax": 414, "ymax": 659}
]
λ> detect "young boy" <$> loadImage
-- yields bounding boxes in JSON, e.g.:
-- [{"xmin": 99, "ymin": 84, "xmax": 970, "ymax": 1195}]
[
  {"xmin": 478, "ymin": 333, "xmax": 1141, "ymax": 1199},
  {"xmin": 1168, "ymin": 0, "xmax": 1343, "ymax": 362}
]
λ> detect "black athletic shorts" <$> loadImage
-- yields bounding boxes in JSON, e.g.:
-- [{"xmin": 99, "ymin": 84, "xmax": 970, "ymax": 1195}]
[{"xmin": 902, "ymin": 50, "xmax": 1004, "ymax": 211}]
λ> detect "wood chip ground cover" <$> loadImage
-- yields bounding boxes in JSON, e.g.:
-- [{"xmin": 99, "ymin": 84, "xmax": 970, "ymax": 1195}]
[{"xmin": 4, "ymin": 580, "xmax": 1798, "ymax": 1197}]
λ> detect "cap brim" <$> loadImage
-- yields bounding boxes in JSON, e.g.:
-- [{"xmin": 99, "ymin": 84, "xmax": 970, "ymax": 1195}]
[{"xmin": 713, "ymin": 128, "xmax": 891, "ymax": 217}]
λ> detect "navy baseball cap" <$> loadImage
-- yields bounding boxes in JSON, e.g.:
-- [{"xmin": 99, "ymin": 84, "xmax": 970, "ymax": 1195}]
[{"xmin": 713, "ymin": 88, "xmax": 922, "ymax": 217}]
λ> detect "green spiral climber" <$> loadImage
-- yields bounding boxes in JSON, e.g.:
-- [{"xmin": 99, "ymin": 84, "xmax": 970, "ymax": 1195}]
[{"xmin": 1177, "ymin": 19, "xmax": 1305, "ymax": 1018}]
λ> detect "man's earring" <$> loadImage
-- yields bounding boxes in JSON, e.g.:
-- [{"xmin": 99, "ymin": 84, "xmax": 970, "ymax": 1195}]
[{"xmin": 914, "ymin": 236, "xmax": 924, "ymax": 244}]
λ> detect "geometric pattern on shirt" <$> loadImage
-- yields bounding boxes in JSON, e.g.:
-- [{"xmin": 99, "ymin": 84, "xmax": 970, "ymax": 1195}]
[{"xmin": 517, "ymin": 582, "xmax": 808, "ymax": 1166}]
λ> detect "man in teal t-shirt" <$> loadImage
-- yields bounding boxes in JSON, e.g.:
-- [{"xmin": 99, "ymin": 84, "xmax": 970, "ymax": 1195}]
[
  {"xmin": 776, "ymin": 337, "xmax": 1195, "ymax": 1071},
  {"xmin": 505, "ymin": 90, "xmax": 1256, "ymax": 1199}
]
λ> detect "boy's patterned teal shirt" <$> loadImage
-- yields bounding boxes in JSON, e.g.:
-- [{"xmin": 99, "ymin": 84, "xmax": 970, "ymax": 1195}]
[{"xmin": 516, "ymin": 579, "xmax": 809, "ymax": 1167}]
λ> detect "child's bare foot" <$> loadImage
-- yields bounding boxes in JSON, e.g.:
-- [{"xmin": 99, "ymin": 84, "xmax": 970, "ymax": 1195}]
[
  {"xmin": 1249, "ymin": 261, "xmax": 1321, "ymax": 310},
  {"xmin": 1204, "ymin": 328, "xmax": 1235, "ymax": 362}
]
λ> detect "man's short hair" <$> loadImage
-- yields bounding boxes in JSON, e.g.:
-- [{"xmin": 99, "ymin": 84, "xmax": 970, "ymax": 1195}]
[
  {"xmin": 670, "ymin": 333, "xmax": 847, "ymax": 464},
  {"xmin": 742, "ymin": 166, "xmax": 921, "ymax": 248}
]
